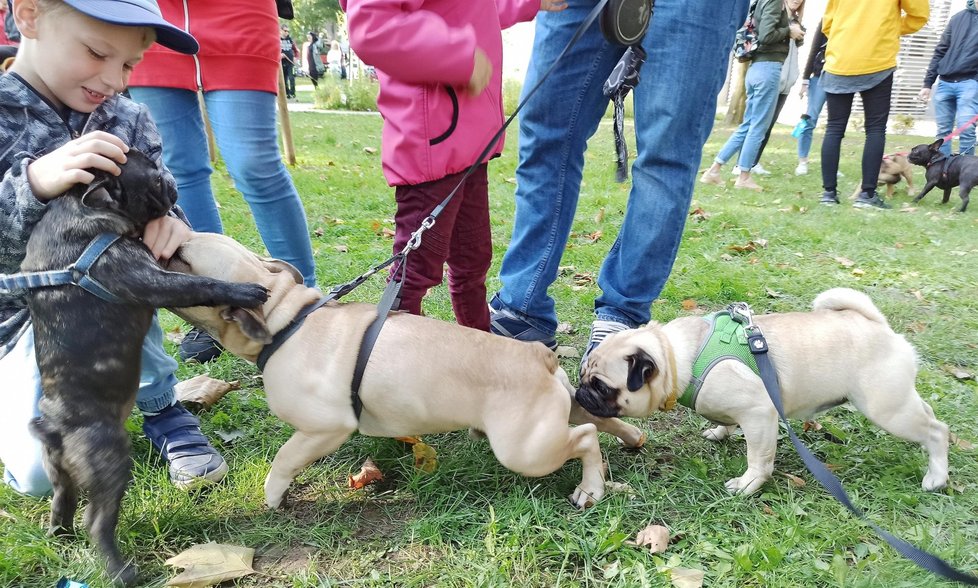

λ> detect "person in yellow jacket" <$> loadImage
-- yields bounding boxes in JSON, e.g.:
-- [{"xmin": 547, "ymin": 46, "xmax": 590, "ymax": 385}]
[{"xmin": 818, "ymin": 0, "xmax": 929, "ymax": 208}]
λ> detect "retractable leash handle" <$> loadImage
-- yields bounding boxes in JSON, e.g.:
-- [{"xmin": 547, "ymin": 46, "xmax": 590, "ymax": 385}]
[{"xmin": 736, "ymin": 301, "xmax": 978, "ymax": 586}]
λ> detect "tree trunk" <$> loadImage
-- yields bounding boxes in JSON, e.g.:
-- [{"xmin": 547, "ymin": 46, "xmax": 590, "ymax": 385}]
[{"xmin": 724, "ymin": 60, "xmax": 749, "ymax": 125}]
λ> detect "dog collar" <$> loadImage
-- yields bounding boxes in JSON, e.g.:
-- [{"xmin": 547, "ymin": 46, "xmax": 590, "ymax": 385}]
[
  {"xmin": 255, "ymin": 295, "xmax": 332, "ymax": 371},
  {"xmin": 678, "ymin": 311, "xmax": 760, "ymax": 410},
  {"xmin": 660, "ymin": 337, "xmax": 679, "ymax": 411},
  {"xmin": 0, "ymin": 233, "xmax": 124, "ymax": 303}
]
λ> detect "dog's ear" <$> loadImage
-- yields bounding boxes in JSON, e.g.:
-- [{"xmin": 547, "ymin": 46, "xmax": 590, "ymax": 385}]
[
  {"xmin": 80, "ymin": 179, "xmax": 118, "ymax": 210},
  {"xmin": 626, "ymin": 350, "xmax": 657, "ymax": 392},
  {"xmin": 260, "ymin": 257, "xmax": 304, "ymax": 285},
  {"xmin": 220, "ymin": 307, "xmax": 272, "ymax": 343},
  {"xmin": 929, "ymin": 138, "xmax": 944, "ymax": 151}
]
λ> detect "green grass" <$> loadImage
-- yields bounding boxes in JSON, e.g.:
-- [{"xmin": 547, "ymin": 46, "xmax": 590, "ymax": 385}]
[{"xmin": 2, "ymin": 91, "xmax": 977, "ymax": 587}]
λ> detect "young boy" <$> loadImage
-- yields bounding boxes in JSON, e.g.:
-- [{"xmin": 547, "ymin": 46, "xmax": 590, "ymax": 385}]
[{"xmin": 0, "ymin": 0, "xmax": 226, "ymax": 496}]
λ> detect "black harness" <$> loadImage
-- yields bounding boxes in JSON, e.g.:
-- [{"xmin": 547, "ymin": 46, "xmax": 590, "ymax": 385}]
[
  {"xmin": 926, "ymin": 151, "xmax": 958, "ymax": 185},
  {"xmin": 0, "ymin": 233, "xmax": 124, "ymax": 303}
]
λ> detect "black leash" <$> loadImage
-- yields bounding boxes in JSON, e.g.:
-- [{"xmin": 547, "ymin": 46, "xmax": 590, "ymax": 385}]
[
  {"xmin": 346, "ymin": 0, "xmax": 614, "ymax": 419},
  {"xmin": 728, "ymin": 302, "xmax": 978, "ymax": 585}
]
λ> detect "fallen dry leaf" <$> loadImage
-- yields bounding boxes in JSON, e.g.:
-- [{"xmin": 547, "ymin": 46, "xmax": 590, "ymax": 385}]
[
  {"xmin": 943, "ymin": 365, "xmax": 975, "ymax": 381},
  {"xmin": 669, "ymin": 567, "xmax": 705, "ymax": 588},
  {"xmin": 681, "ymin": 299, "xmax": 698, "ymax": 311},
  {"xmin": 313, "ymin": 227, "xmax": 324, "ymax": 237},
  {"xmin": 765, "ymin": 288, "xmax": 784, "ymax": 299},
  {"xmin": 380, "ymin": 227, "xmax": 396, "ymax": 239},
  {"xmin": 763, "ymin": 505, "xmax": 774, "ymax": 515},
  {"xmin": 175, "ymin": 375, "xmax": 239, "ymax": 412},
  {"xmin": 165, "ymin": 542, "xmax": 255, "ymax": 588},
  {"xmin": 834, "ymin": 256, "xmax": 855, "ymax": 268},
  {"xmin": 851, "ymin": 268, "xmax": 865, "ymax": 276},
  {"xmin": 556, "ymin": 322, "xmax": 575, "ymax": 334},
  {"xmin": 910, "ymin": 289, "xmax": 925, "ymax": 302},
  {"xmin": 689, "ymin": 207, "xmax": 710, "ymax": 221},
  {"xmin": 583, "ymin": 230, "xmax": 603, "ymax": 244},
  {"xmin": 334, "ymin": 244, "xmax": 349, "ymax": 253},
  {"xmin": 605, "ymin": 481, "xmax": 638, "ymax": 499},
  {"xmin": 556, "ymin": 345, "xmax": 581, "ymax": 359},
  {"xmin": 625, "ymin": 524, "xmax": 669, "ymax": 553},
  {"xmin": 802, "ymin": 421, "xmax": 822, "ymax": 433},
  {"xmin": 573, "ymin": 272, "xmax": 595, "ymax": 286},
  {"xmin": 413, "ymin": 442, "xmax": 438, "ymax": 473},
  {"xmin": 348, "ymin": 458, "xmax": 384, "ymax": 489},
  {"xmin": 950, "ymin": 433, "xmax": 975, "ymax": 451},
  {"xmin": 594, "ymin": 207, "xmax": 606, "ymax": 223},
  {"xmin": 363, "ymin": 146, "xmax": 377, "ymax": 154},
  {"xmin": 781, "ymin": 472, "xmax": 806, "ymax": 488},
  {"xmin": 395, "ymin": 436, "xmax": 421, "ymax": 445}
]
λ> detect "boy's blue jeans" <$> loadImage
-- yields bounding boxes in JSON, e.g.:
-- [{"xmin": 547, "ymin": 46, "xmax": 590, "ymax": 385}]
[
  {"xmin": 0, "ymin": 317, "xmax": 177, "ymax": 496},
  {"xmin": 495, "ymin": 0, "xmax": 747, "ymax": 333},
  {"xmin": 933, "ymin": 79, "xmax": 978, "ymax": 156},
  {"xmin": 716, "ymin": 60, "xmax": 783, "ymax": 170},
  {"xmin": 127, "ymin": 88, "xmax": 317, "ymax": 287},
  {"xmin": 797, "ymin": 73, "xmax": 827, "ymax": 159}
]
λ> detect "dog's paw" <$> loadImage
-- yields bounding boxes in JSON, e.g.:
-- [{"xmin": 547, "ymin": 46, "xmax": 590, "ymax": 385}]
[
  {"xmin": 922, "ymin": 471, "xmax": 948, "ymax": 492},
  {"xmin": 47, "ymin": 523, "xmax": 74, "ymax": 538},
  {"xmin": 703, "ymin": 424, "xmax": 735, "ymax": 442},
  {"xmin": 109, "ymin": 561, "xmax": 138, "ymax": 587},
  {"xmin": 725, "ymin": 474, "xmax": 766, "ymax": 495},
  {"xmin": 569, "ymin": 485, "xmax": 602, "ymax": 509},
  {"xmin": 230, "ymin": 283, "xmax": 269, "ymax": 308}
]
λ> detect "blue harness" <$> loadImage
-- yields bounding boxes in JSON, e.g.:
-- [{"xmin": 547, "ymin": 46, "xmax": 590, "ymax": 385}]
[{"xmin": 0, "ymin": 233, "xmax": 124, "ymax": 303}]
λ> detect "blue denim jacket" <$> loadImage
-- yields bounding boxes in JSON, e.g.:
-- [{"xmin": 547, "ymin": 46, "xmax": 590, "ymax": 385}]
[{"xmin": 0, "ymin": 72, "xmax": 176, "ymax": 358}]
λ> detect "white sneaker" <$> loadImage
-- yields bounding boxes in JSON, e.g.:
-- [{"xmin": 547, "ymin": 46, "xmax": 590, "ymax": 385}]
[
  {"xmin": 580, "ymin": 319, "xmax": 630, "ymax": 375},
  {"xmin": 795, "ymin": 161, "xmax": 808, "ymax": 175},
  {"xmin": 731, "ymin": 165, "xmax": 742, "ymax": 175},
  {"xmin": 752, "ymin": 163, "xmax": 771, "ymax": 175}
]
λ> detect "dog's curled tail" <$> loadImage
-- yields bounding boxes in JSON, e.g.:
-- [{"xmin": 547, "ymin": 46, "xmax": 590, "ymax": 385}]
[
  {"xmin": 812, "ymin": 288, "xmax": 890, "ymax": 328},
  {"xmin": 28, "ymin": 417, "xmax": 63, "ymax": 450}
]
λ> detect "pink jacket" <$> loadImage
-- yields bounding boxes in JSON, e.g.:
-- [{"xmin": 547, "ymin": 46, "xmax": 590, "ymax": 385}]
[{"xmin": 342, "ymin": 0, "xmax": 539, "ymax": 186}]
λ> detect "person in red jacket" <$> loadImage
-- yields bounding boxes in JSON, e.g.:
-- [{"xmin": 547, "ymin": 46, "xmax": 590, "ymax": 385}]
[{"xmin": 128, "ymin": 0, "xmax": 316, "ymax": 362}]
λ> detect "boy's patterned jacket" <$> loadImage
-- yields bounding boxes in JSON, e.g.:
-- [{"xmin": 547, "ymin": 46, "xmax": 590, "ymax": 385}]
[{"xmin": 0, "ymin": 73, "xmax": 175, "ymax": 359}]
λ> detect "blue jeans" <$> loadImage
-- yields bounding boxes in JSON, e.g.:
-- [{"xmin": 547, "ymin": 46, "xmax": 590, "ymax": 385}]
[
  {"xmin": 0, "ymin": 318, "xmax": 177, "ymax": 496},
  {"xmin": 715, "ymin": 60, "xmax": 783, "ymax": 170},
  {"xmin": 933, "ymin": 79, "xmax": 978, "ymax": 156},
  {"xmin": 797, "ymin": 73, "xmax": 827, "ymax": 159},
  {"xmin": 127, "ymin": 88, "xmax": 317, "ymax": 286},
  {"xmin": 495, "ymin": 0, "xmax": 748, "ymax": 332}
]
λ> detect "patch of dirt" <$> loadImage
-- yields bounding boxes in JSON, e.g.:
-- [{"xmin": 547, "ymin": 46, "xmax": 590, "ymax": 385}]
[{"xmin": 252, "ymin": 544, "xmax": 318, "ymax": 575}]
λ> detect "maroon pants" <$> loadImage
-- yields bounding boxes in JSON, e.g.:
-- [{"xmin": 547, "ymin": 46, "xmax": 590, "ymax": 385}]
[{"xmin": 391, "ymin": 164, "xmax": 491, "ymax": 331}]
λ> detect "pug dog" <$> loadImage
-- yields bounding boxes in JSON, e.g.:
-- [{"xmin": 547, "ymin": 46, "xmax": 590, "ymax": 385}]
[
  {"xmin": 22, "ymin": 151, "xmax": 268, "ymax": 586},
  {"xmin": 907, "ymin": 139, "xmax": 978, "ymax": 212},
  {"xmin": 849, "ymin": 153, "xmax": 914, "ymax": 200},
  {"xmin": 576, "ymin": 288, "xmax": 949, "ymax": 496},
  {"xmin": 166, "ymin": 233, "xmax": 647, "ymax": 511}
]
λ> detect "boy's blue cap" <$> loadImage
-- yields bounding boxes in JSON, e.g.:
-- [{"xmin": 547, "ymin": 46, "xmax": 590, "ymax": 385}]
[{"xmin": 62, "ymin": 0, "xmax": 199, "ymax": 54}]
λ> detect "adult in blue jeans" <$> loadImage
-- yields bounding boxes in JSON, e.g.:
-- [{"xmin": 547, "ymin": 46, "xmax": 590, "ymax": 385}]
[
  {"xmin": 129, "ymin": 0, "xmax": 317, "ymax": 362},
  {"xmin": 700, "ymin": 0, "xmax": 805, "ymax": 191},
  {"xmin": 488, "ymin": 0, "xmax": 748, "ymax": 360},
  {"xmin": 917, "ymin": 3, "xmax": 978, "ymax": 156},
  {"xmin": 794, "ymin": 20, "xmax": 827, "ymax": 175}
]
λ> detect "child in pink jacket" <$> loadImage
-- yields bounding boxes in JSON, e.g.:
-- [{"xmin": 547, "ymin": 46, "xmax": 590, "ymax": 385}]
[{"xmin": 343, "ymin": 0, "xmax": 566, "ymax": 330}]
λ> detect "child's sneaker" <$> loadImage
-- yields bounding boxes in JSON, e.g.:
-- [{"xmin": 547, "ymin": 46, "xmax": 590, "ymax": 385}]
[
  {"xmin": 488, "ymin": 296, "xmax": 557, "ymax": 350},
  {"xmin": 142, "ymin": 402, "xmax": 228, "ymax": 489},
  {"xmin": 580, "ymin": 319, "xmax": 630, "ymax": 375},
  {"xmin": 795, "ymin": 161, "xmax": 808, "ymax": 175}
]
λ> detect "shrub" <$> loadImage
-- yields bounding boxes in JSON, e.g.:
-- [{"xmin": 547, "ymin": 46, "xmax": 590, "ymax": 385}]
[{"xmin": 313, "ymin": 76, "xmax": 378, "ymax": 111}]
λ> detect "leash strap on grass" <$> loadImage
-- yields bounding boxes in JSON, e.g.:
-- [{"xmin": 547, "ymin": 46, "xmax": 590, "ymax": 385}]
[
  {"xmin": 0, "ymin": 232, "xmax": 123, "ymax": 303},
  {"xmin": 743, "ymin": 321, "xmax": 978, "ymax": 585}
]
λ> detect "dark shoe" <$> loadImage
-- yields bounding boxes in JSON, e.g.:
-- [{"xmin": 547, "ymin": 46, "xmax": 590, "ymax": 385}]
[
  {"xmin": 488, "ymin": 295, "xmax": 557, "ymax": 350},
  {"xmin": 178, "ymin": 328, "xmax": 223, "ymax": 363},
  {"xmin": 580, "ymin": 319, "xmax": 630, "ymax": 375},
  {"xmin": 819, "ymin": 190, "xmax": 840, "ymax": 205},
  {"xmin": 143, "ymin": 402, "xmax": 228, "ymax": 489},
  {"xmin": 853, "ymin": 190, "xmax": 891, "ymax": 209}
]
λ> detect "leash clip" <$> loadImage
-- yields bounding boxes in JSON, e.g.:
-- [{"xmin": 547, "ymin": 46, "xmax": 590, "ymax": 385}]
[
  {"xmin": 727, "ymin": 301, "xmax": 755, "ymax": 328},
  {"xmin": 405, "ymin": 216, "xmax": 435, "ymax": 252}
]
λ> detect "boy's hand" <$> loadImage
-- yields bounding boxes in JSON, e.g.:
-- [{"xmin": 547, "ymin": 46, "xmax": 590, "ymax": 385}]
[
  {"xmin": 541, "ymin": 0, "xmax": 568, "ymax": 11},
  {"xmin": 467, "ymin": 48, "xmax": 492, "ymax": 96},
  {"xmin": 27, "ymin": 131, "xmax": 129, "ymax": 202},
  {"xmin": 143, "ymin": 217, "xmax": 193, "ymax": 262}
]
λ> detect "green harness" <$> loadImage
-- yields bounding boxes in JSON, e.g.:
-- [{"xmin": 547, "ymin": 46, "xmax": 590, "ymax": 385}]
[{"xmin": 677, "ymin": 311, "xmax": 760, "ymax": 410}]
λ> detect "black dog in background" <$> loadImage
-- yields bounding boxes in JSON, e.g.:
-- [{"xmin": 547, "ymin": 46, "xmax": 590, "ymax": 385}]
[
  {"xmin": 907, "ymin": 139, "xmax": 978, "ymax": 212},
  {"xmin": 20, "ymin": 150, "xmax": 268, "ymax": 586}
]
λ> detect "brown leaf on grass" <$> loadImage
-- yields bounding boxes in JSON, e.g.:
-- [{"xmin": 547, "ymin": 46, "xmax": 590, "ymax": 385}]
[
  {"xmin": 582, "ymin": 230, "xmax": 603, "ymax": 243},
  {"xmin": 728, "ymin": 242, "xmax": 756, "ymax": 253},
  {"xmin": 907, "ymin": 321, "xmax": 927, "ymax": 333},
  {"xmin": 763, "ymin": 505, "xmax": 774, "ymax": 515},
  {"xmin": 504, "ymin": 177, "xmax": 516, "ymax": 184},
  {"xmin": 165, "ymin": 542, "xmax": 255, "ymax": 588},
  {"xmin": 943, "ymin": 365, "xmax": 975, "ymax": 381},
  {"xmin": 165, "ymin": 327, "xmax": 185, "ymax": 345},
  {"xmin": 898, "ymin": 206, "xmax": 918, "ymax": 213},
  {"xmin": 950, "ymin": 433, "xmax": 974, "ymax": 451},
  {"xmin": 802, "ymin": 421, "xmax": 822, "ymax": 432},
  {"xmin": 689, "ymin": 207, "xmax": 710, "ymax": 221},
  {"xmin": 348, "ymin": 458, "xmax": 384, "ymax": 489},
  {"xmin": 573, "ymin": 272, "xmax": 595, "ymax": 286},
  {"xmin": 595, "ymin": 207, "xmax": 606, "ymax": 223},
  {"xmin": 765, "ymin": 288, "xmax": 784, "ymax": 299},
  {"xmin": 895, "ymin": 242, "xmax": 904, "ymax": 249},
  {"xmin": 363, "ymin": 146, "xmax": 377, "ymax": 155},
  {"xmin": 605, "ymin": 481, "xmax": 638, "ymax": 499},
  {"xmin": 556, "ymin": 345, "xmax": 580, "ymax": 359},
  {"xmin": 412, "ymin": 442, "xmax": 438, "ymax": 473},
  {"xmin": 334, "ymin": 244, "xmax": 349, "ymax": 253},
  {"xmin": 175, "ymin": 375, "xmax": 239, "ymax": 412},
  {"xmin": 396, "ymin": 436, "xmax": 421, "ymax": 445},
  {"xmin": 625, "ymin": 524, "xmax": 670, "ymax": 553},
  {"xmin": 669, "ymin": 567, "xmax": 705, "ymax": 588},
  {"xmin": 781, "ymin": 472, "xmax": 806, "ymax": 488},
  {"xmin": 681, "ymin": 299, "xmax": 698, "ymax": 311},
  {"xmin": 851, "ymin": 268, "xmax": 865, "ymax": 276},
  {"xmin": 910, "ymin": 289, "xmax": 925, "ymax": 302},
  {"xmin": 834, "ymin": 256, "xmax": 855, "ymax": 268},
  {"xmin": 381, "ymin": 227, "xmax": 396, "ymax": 239},
  {"xmin": 313, "ymin": 227, "xmax": 324, "ymax": 237},
  {"xmin": 556, "ymin": 322, "xmax": 575, "ymax": 334}
]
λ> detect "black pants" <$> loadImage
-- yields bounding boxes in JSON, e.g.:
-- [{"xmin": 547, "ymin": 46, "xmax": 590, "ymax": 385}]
[
  {"xmin": 281, "ymin": 62, "xmax": 296, "ymax": 98},
  {"xmin": 820, "ymin": 73, "xmax": 893, "ymax": 193}
]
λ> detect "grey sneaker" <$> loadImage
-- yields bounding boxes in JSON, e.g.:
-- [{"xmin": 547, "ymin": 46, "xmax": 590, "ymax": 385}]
[
  {"xmin": 853, "ymin": 191, "xmax": 891, "ymax": 209},
  {"xmin": 142, "ymin": 402, "xmax": 228, "ymax": 489},
  {"xmin": 820, "ymin": 190, "xmax": 840, "ymax": 205},
  {"xmin": 580, "ymin": 319, "xmax": 630, "ymax": 375}
]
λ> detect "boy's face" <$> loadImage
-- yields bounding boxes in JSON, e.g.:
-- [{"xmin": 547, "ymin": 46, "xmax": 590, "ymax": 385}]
[{"xmin": 12, "ymin": 0, "xmax": 153, "ymax": 113}]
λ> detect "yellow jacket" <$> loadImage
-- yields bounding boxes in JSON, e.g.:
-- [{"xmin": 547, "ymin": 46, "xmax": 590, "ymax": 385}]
[{"xmin": 823, "ymin": 0, "xmax": 929, "ymax": 76}]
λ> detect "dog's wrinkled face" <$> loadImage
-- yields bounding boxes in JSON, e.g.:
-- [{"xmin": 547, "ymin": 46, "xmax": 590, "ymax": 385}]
[
  {"xmin": 76, "ymin": 149, "xmax": 176, "ymax": 226},
  {"xmin": 575, "ymin": 327, "xmax": 671, "ymax": 418},
  {"xmin": 907, "ymin": 139, "xmax": 943, "ymax": 166},
  {"xmin": 167, "ymin": 233, "xmax": 303, "ymax": 357}
]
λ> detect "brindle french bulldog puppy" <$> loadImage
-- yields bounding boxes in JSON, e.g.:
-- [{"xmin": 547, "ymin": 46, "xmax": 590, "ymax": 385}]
[
  {"xmin": 20, "ymin": 150, "xmax": 267, "ymax": 586},
  {"xmin": 908, "ymin": 139, "xmax": 978, "ymax": 212}
]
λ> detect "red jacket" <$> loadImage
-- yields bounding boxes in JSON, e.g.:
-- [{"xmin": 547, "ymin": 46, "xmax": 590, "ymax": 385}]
[{"xmin": 129, "ymin": 0, "xmax": 281, "ymax": 94}]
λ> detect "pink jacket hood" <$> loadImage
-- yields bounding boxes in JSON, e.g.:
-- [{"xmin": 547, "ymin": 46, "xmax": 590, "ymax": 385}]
[{"xmin": 342, "ymin": 0, "xmax": 539, "ymax": 186}]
